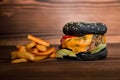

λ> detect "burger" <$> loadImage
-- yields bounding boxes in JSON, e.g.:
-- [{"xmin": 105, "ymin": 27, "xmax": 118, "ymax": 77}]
[{"xmin": 57, "ymin": 22, "xmax": 108, "ymax": 61}]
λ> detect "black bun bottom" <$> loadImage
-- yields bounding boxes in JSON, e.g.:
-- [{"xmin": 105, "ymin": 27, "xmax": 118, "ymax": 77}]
[
  {"xmin": 76, "ymin": 48, "xmax": 108, "ymax": 61},
  {"xmin": 58, "ymin": 48, "xmax": 108, "ymax": 61}
]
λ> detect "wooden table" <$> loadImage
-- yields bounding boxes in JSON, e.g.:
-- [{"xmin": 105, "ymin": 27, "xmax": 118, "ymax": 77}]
[{"xmin": 0, "ymin": 43, "xmax": 120, "ymax": 80}]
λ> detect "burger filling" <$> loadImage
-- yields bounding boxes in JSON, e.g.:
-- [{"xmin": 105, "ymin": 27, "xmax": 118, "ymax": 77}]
[{"xmin": 61, "ymin": 34, "xmax": 106, "ymax": 54}]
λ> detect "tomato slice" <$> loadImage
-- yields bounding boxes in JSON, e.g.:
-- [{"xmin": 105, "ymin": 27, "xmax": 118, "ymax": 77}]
[
  {"xmin": 62, "ymin": 35, "xmax": 75, "ymax": 39},
  {"xmin": 61, "ymin": 35, "xmax": 75, "ymax": 44}
]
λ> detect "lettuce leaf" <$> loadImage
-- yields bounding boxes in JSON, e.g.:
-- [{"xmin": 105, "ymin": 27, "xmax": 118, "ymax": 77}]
[
  {"xmin": 90, "ymin": 44, "xmax": 106, "ymax": 54},
  {"xmin": 56, "ymin": 49, "xmax": 76, "ymax": 58}
]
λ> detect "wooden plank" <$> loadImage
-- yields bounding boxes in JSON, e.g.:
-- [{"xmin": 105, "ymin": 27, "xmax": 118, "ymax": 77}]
[
  {"xmin": 0, "ymin": 43, "xmax": 120, "ymax": 80},
  {"xmin": 0, "ymin": 0, "xmax": 120, "ymax": 43},
  {"xmin": 0, "ymin": 60, "xmax": 120, "ymax": 80}
]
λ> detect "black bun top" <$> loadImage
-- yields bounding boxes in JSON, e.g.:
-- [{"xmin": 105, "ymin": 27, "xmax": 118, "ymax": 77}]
[{"xmin": 63, "ymin": 22, "xmax": 107, "ymax": 36}]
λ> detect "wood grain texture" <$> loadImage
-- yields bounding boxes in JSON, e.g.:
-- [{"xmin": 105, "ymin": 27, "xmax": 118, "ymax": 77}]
[
  {"xmin": 0, "ymin": 43, "xmax": 120, "ymax": 80},
  {"xmin": 0, "ymin": 0, "xmax": 120, "ymax": 44}
]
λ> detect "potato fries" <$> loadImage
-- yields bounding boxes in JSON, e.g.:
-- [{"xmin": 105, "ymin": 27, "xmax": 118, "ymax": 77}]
[
  {"xmin": 11, "ymin": 51, "xmax": 18, "ymax": 59},
  {"xmin": 26, "ymin": 41, "xmax": 36, "ymax": 49},
  {"xmin": 49, "ymin": 49, "xmax": 56, "ymax": 58},
  {"xmin": 19, "ymin": 46, "xmax": 26, "ymax": 52},
  {"xmin": 34, "ymin": 56, "xmax": 48, "ymax": 61},
  {"xmin": 17, "ymin": 51, "xmax": 35, "ymax": 61},
  {"xmin": 36, "ymin": 44, "xmax": 47, "ymax": 52},
  {"xmin": 11, "ymin": 34, "xmax": 56, "ymax": 63},
  {"xmin": 28, "ymin": 34, "xmax": 50, "ymax": 47},
  {"xmin": 33, "ymin": 47, "xmax": 55, "ymax": 56},
  {"xmin": 11, "ymin": 58, "xmax": 27, "ymax": 64}
]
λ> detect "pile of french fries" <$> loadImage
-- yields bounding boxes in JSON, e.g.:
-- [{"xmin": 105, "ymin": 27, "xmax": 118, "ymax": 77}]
[{"xmin": 11, "ymin": 34, "xmax": 56, "ymax": 63}]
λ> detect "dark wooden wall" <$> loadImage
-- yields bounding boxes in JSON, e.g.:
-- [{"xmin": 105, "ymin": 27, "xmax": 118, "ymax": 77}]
[{"xmin": 0, "ymin": 0, "xmax": 120, "ymax": 45}]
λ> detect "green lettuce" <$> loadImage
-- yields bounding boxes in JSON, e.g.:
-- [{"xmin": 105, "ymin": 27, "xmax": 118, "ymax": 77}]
[
  {"xmin": 56, "ymin": 49, "xmax": 76, "ymax": 58},
  {"xmin": 90, "ymin": 44, "xmax": 106, "ymax": 54}
]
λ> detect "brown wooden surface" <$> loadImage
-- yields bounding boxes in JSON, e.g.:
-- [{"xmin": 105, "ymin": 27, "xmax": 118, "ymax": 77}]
[
  {"xmin": 0, "ymin": 1, "xmax": 120, "ymax": 80},
  {"xmin": 0, "ymin": 43, "xmax": 120, "ymax": 80},
  {"xmin": 0, "ymin": 0, "xmax": 120, "ymax": 44}
]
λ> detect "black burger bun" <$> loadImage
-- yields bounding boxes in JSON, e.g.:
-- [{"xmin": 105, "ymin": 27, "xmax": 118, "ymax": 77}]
[
  {"xmin": 63, "ymin": 22, "xmax": 107, "ymax": 36},
  {"xmin": 76, "ymin": 48, "xmax": 108, "ymax": 61}
]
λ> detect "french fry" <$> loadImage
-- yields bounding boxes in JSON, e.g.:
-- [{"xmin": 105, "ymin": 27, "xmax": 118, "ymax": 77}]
[
  {"xmin": 27, "ymin": 48, "xmax": 38, "ymax": 55},
  {"xmin": 33, "ymin": 47, "xmax": 55, "ymax": 56},
  {"xmin": 36, "ymin": 44, "xmax": 47, "ymax": 52},
  {"xmin": 11, "ymin": 51, "xmax": 18, "ymax": 59},
  {"xmin": 26, "ymin": 48, "xmax": 33, "ymax": 53},
  {"xmin": 11, "ymin": 58, "xmax": 27, "ymax": 64},
  {"xmin": 17, "ymin": 52, "xmax": 34, "ymax": 61},
  {"xmin": 18, "ymin": 46, "xmax": 26, "ymax": 52},
  {"xmin": 26, "ymin": 41, "xmax": 36, "ymax": 49},
  {"xmin": 32, "ymin": 48, "xmax": 39, "ymax": 54},
  {"xmin": 49, "ymin": 50, "xmax": 56, "ymax": 58},
  {"xmin": 28, "ymin": 34, "xmax": 50, "ymax": 47},
  {"xmin": 16, "ymin": 45, "xmax": 22, "ymax": 49},
  {"xmin": 34, "ymin": 56, "xmax": 48, "ymax": 61}
]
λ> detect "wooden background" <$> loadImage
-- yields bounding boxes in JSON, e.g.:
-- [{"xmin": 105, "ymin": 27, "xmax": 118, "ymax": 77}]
[{"xmin": 0, "ymin": 0, "xmax": 120, "ymax": 45}]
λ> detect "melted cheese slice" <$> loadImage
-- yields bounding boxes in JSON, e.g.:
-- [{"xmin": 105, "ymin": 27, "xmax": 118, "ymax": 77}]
[{"xmin": 62, "ymin": 34, "xmax": 93, "ymax": 53}]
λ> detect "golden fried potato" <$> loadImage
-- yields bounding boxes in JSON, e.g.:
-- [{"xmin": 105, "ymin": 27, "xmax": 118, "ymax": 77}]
[
  {"xmin": 33, "ymin": 47, "xmax": 55, "ymax": 56},
  {"xmin": 34, "ymin": 56, "xmax": 48, "ymax": 61},
  {"xmin": 11, "ymin": 58, "xmax": 27, "ymax": 63},
  {"xmin": 11, "ymin": 34, "xmax": 57, "ymax": 63},
  {"xmin": 26, "ymin": 41, "xmax": 36, "ymax": 49},
  {"xmin": 36, "ymin": 44, "xmax": 47, "ymax": 52},
  {"xmin": 16, "ymin": 45, "xmax": 22, "ymax": 49},
  {"xmin": 28, "ymin": 34, "xmax": 50, "ymax": 47},
  {"xmin": 11, "ymin": 51, "xmax": 18, "ymax": 59},
  {"xmin": 18, "ymin": 46, "xmax": 26, "ymax": 52},
  {"xmin": 17, "ymin": 52, "xmax": 34, "ymax": 61},
  {"xmin": 49, "ymin": 49, "xmax": 56, "ymax": 58}
]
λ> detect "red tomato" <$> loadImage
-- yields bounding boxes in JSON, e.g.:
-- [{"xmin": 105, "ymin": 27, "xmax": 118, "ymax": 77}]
[
  {"xmin": 62, "ymin": 35, "xmax": 74, "ymax": 39},
  {"xmin": 61, "ymin": 35, "xmax": 74, "ymax": 44}
]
